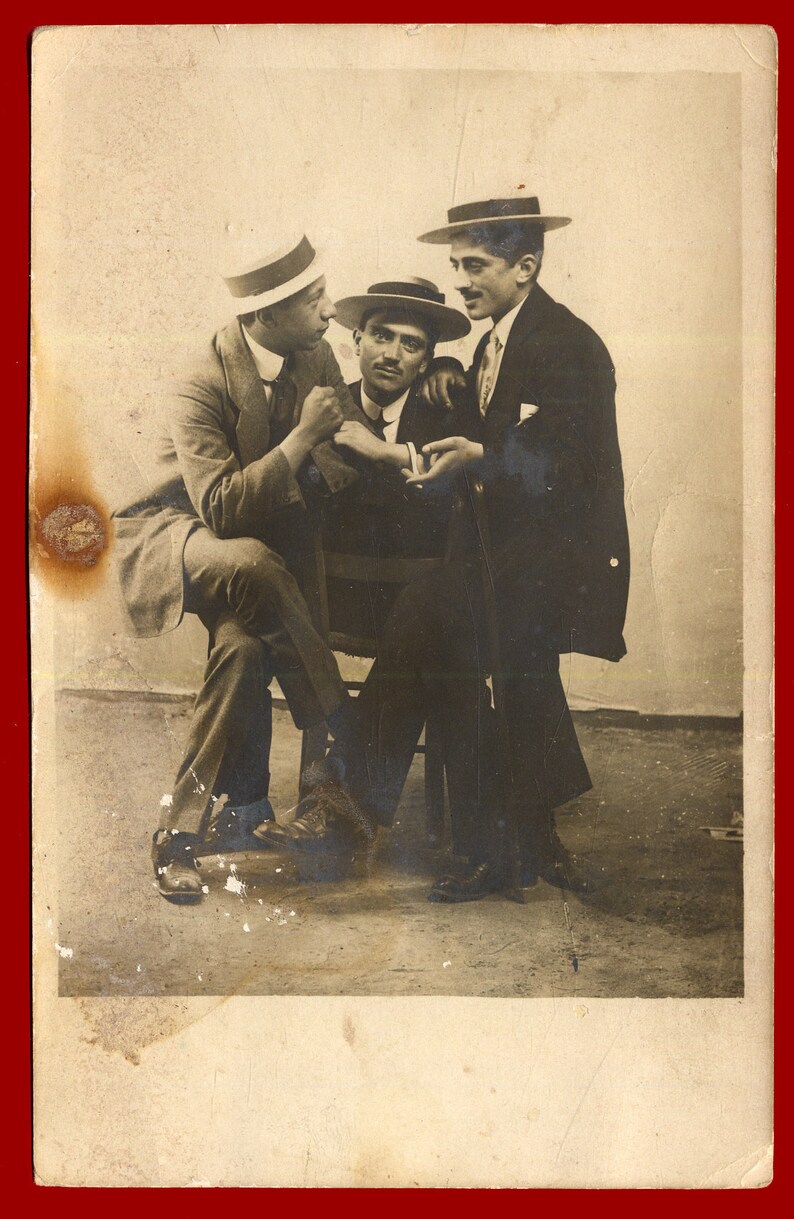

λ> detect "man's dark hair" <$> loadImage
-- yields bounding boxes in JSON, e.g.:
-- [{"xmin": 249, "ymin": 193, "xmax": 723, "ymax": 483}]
[
  {"xmin": 239, "ymin": 310, "xmax": 258, "ymax": 328},
  {"xmin": 359, "ymin": 306, "xmax": 438, "ymax": 351},
  {"xmin": 465, "ymin": 221, "xmax": 545, "ymax": 281}
]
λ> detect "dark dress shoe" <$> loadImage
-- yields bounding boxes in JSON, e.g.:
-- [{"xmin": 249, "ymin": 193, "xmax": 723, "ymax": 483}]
[
  {"xmin": 255, "ymin": 796, "xmax": 331, "ymax": 850},
  {"xmin": 538, "ymin": 850, "xmax": 590, "ymax": 894},
  {"xmin": 151, "ymin": 830, "xmax": 204, "ymax": 903},
  {"xmin": 256, "ymin": 776, "xmax": 377, "ymax": 856},
  {"xmin": 428, "ymin": 860, "xmax": 506, "ymax": 903},
  {"xmin": 198, "ymin": 800, "xmax": 277, "ymax": 856}
]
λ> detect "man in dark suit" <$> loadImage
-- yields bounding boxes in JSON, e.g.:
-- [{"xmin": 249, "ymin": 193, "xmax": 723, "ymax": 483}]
[
  {"xmin": 112, "ymin": 234, "xmax": 371, "ymax": 902},
  {"xmin": 259, "ymin": 198, "xmax": 629, "ymax": 903},
  {"xmin": 322, "ymin": 278, "xmax": 470, "ymax": 638}
]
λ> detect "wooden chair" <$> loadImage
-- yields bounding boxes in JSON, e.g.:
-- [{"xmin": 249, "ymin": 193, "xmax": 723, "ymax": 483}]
[{"xmin": 299, "ymin": 538, "xmax": 450, "ymax": 846}]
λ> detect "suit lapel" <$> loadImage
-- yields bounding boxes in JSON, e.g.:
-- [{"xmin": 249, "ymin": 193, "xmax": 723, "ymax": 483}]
[
  {"xmin": 347, "ymin": 380, "xmax": 363, "ymax": 411},
  {"xmin": 395, "ymin": 386, "xmax": 421, "ymax": 445},
  {"xmin": 486, "ymin": 287, "xmax": 552, "ymax": 422},
  {"xmin": 216, "ymin": 320, "xmax": 272, "ymax": 466}
]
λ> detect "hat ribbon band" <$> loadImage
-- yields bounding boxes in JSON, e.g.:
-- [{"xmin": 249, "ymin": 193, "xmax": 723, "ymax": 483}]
[
  {"xmin": 367, "ymin": 281, "xmax": 445, "ymax": 305},
  {"xmin": 447, "ymin": 197, "xmax": 541, "ymax": 224},
  {"xmin": 224, "ymin": 235, "xmax": 317, "ymax": 299}
]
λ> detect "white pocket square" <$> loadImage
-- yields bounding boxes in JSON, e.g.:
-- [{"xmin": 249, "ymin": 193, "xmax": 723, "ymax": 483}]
[{"xmin": 518, "ymin": 402, "xmax": 540, "ymax": 422}]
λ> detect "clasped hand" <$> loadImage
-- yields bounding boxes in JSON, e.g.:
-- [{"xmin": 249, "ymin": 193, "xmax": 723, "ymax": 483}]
[
  {"xmin": 401, "ymin": 436, "xmax": 484, "ymax": 488},
  {"xmin": 332, "ymin": 419, "xmax": 389, "ymax": 461}
]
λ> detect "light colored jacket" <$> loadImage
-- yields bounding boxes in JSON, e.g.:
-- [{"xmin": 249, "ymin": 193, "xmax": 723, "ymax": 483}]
[{"xmin": 112, "ymin": 318, "xmax": 364, "ymax": 637}]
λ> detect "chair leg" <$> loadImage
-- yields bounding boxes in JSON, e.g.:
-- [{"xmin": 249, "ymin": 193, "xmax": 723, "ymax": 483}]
[
  {"xmin": 424, "ymin": 716, "xmax": 445, "ymax": 848},
  {"xmin": 299, "ymin": 723, "xmax": 328, "ymax": 798}
]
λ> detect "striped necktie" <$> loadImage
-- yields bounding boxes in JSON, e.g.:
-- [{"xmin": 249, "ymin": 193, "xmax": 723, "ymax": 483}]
[{"xmin": 477, "ymin": 330, "xmax": 502, "ymax": 416}]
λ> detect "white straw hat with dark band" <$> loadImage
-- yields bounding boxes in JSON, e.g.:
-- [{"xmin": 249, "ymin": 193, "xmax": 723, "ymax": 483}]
[
  {"xmin": 222, "ymin": 235, "xmax": 326, "ymax": 313},
  {"xmin": 334, "ymin": 276, "xmax": 471, "ymax": 343},
  {"xmin": 418, "ymin": 196, "xmax": 571, "ymax": 244}
]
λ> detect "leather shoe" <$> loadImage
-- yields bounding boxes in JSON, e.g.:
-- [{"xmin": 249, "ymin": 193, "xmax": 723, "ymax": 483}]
[
  {"xmin": 255, "ymin": 794, "xmax": 332, "ymax": 850},
  {"xmin": 428, "ymin": 860, "xmax": 506, "ymax": 903},
  {"xmin": 255, "ymin": 770, "xmax": 377, "ymax": 855},
  {"xmin": 538, "ymin": 849, "xmax": 590, "ymax": 893},
  {"xmin": 152, "ymin": 830, "xmax": 204, "ymax": 903},
  {"xmin": 199, "ymin": 800, "xmax": 277, "ymax": 856}
]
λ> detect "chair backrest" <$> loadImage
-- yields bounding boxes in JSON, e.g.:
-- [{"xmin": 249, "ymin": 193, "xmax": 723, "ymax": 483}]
[{"xmin": 302, "ymin": 490, "xmax": 472, "ymax": 660}]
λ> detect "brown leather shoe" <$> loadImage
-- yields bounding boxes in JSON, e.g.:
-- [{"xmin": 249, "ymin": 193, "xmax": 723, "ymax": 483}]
[
  {"xmin": 255, "ymin": 777, "xmax": 377, "ymax": 855},
  {"xmin": 151, "ymin": 830, "xmax": 204, "ymax": 903}
]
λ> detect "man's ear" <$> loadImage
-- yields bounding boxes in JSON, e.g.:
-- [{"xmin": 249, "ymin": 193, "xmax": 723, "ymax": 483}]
[
  {"xmin": 352, "ymin": 327, "xmax": 363, "ymax": 350},
  {"xmin": 255, "ymin": 306, "xmax": 276, "ymax": 329},
  {"xmin": 516, "ymin": 252, "xmax": 540, "ymax": 287}
]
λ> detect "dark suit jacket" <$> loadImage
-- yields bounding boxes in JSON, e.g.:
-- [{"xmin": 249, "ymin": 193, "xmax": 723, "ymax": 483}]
[
  {"xmin": 112, "ymin": 319, "xmax": 366, "ymax": 637},
  {"xmin": 321, "ymin": 378, "xmax": 460, "ymax": 644},
  {"xmin": 462, "ymin": 285, "xmax": 630, "ymax": 662},
  {"xmin": 325, "ymin": 379, "xmax": 458, "ymax": 560}
]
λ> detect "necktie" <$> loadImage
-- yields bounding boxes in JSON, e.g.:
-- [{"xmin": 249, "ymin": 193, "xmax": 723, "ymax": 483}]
[
  {"xmin": 265, "ymin": 368, "xmax": 296, "ymax": 447},
  {"xmin": 478, "ymin": 330, "xmax": 502, "ymax": 416},
  {"xmin": 370, "ymin": 410, "xmax": 387, "ymax": 439}
]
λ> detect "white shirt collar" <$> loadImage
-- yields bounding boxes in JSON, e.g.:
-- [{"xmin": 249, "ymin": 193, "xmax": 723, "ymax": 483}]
[
  {"xmin": 242, "ymin": 324, "xmax": 285, "ymax": 383},
  {"xmin": 360, "ymin": 383, "xmax": 411, "ymax": 424},
  {"xmin": 491, "ymin": 295, "xmax": 527, "ymax": 348}
]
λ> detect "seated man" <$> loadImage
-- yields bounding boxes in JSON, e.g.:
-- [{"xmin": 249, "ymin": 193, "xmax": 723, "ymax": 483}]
[
  {"xmin": 112, "ymin": 233, "xmax": 375, "ymax": 903},
  {"xmin": 322, "ymin": 277, "xmax": 471, "ymax": 639}
]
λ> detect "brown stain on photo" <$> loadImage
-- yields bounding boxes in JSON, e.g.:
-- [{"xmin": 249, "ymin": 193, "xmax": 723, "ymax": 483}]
[{"xmin": 30, "ymin": 350, "xmax": 113, "ymax": 598}]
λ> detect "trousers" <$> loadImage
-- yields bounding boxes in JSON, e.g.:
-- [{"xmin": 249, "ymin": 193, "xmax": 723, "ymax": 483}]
[
  {"xmin": 333, "ymin": 529, "xmax": 593, "ymax": 864},
  {"xmin": 164, "ymin": 527, "xmax": 346, "ymax": 834}
]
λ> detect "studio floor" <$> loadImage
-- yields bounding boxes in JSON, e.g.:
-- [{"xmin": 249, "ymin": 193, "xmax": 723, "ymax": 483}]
[{"xmin": 51, "ymin": 689, "xmax": 743, "ymax": 1000}]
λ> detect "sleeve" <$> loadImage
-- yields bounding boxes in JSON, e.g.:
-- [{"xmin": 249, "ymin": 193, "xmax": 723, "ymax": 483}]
[
  {"xmin": 482, "ymin": 335, "xmax": 610, "ymax": 519},
  {"xmin": 304, "ymin": 344, "xmax": 368, "ymax": 496},
  {"xmin": 168, "ymin": 377, "xmax": 305, "ymax": 539},
  {"xmin": 320, "ymin": 344, "xmax": 369, "ymax": 424}
]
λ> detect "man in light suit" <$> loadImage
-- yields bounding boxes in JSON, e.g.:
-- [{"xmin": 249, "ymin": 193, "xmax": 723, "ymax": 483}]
[
  {"xmin": 113, "ymin": 234, "xmax": 372, "ymax": 902},
  {"xmin": 260, "ymin": 198, "xmax": 630, "ymax": 903}
]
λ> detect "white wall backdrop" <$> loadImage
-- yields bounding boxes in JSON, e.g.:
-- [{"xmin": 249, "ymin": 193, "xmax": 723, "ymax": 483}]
[{"xmin": 31, "ymin": 27, "xmax": 743, "ymax": 716}]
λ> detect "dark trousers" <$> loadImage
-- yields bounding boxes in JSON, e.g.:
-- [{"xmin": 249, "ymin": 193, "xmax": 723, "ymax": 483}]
[
  {"xmin": 165, "ymin": 528, "xmax": 346, "ymax": 834},
  {"xmin": 334, "ymin": 533, "xmax": 592, "ymax": 864}
]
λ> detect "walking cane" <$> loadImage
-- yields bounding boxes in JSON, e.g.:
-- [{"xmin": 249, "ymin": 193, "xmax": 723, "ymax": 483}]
[{"xmin": 464, "ymin": 474, "xmax": 526, "ymax": 904}]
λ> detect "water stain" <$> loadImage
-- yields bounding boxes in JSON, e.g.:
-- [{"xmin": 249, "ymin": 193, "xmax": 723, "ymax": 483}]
[
  {"xmin": 30, "ymin": 353, "xmax": 113, "ymax": 596},
  {"xmin": 77, "ymin": 996, "xmax": 229, "ymax": 1066}
]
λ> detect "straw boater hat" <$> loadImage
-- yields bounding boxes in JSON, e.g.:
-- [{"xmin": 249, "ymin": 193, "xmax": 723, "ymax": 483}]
[
  {"xmin": 417, "ymin": 196, "xmax": 571, "ymax": 244},
  {"xmin": 222, "ymin": 234, "xmax": 325, "ymax": 314},
  {"xmin": 333, "ymin": 277, "xmax": 471, "ymax": 343}
]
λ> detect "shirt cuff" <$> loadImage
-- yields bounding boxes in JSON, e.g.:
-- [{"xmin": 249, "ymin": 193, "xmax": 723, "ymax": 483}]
[{"xmin": 405, "ymin": 441, "xmax": 420, "ymax": 476}]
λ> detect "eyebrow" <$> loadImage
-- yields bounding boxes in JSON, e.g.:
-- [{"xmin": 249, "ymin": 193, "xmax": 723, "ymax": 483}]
[{"xmin": 370, "ymin": 323, "xmax": 427, "ymax": 345}]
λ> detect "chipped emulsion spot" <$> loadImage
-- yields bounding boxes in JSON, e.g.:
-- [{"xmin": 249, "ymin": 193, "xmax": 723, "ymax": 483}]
[
  {"xmin": 55, "ymin": 943, "xmax": 74, "ymax": 958},
  {"xmin": 37, "ymin": 502, "xmax": 107, "ymax": 566}
]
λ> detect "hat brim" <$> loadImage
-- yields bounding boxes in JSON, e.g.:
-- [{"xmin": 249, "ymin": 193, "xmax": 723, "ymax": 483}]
[
  {"xmin": 417, "ymin": 215, "xmax": 571, "ymax": 244},
  {"xmin": 229, "ymin": 253, "xmax": 326, "ymax": 314},
  {"xmin": 333, "ymin": 293, "xmax": 471, "ymax": 342}
]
